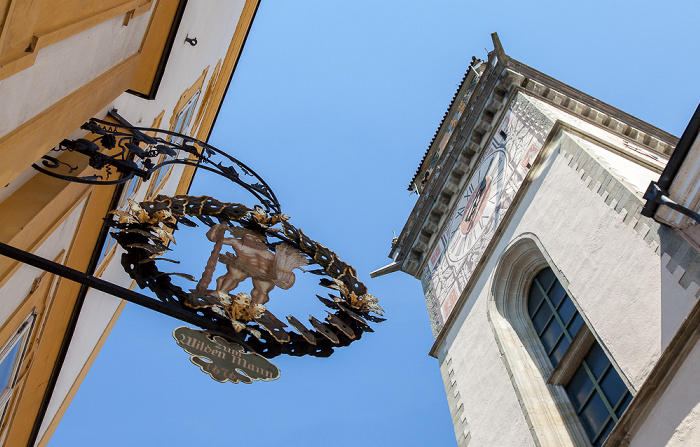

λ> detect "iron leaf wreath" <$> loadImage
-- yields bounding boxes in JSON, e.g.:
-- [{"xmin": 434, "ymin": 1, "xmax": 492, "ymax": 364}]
[{"xmin": 109, "ymin": 194, "xmax": 384, "ymax": 359}]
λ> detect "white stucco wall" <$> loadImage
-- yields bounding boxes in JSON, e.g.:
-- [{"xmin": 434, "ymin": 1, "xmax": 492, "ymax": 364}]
[
  {"xmin": 629, "ymin": 337, "xmax": 700, "ymax": 447},
  {"xmin": 657, "ymin": 130, "xmax": 700, "ymax": 230},
  {"xmin": 0, "ymin": 13, "xmax": 151, "ymax": 139},
  {"xmin": 435, "ymin": 130, "xmax": 696, "ymax": 444},
  {"xmin": 567, "ymin": 134, "xmax": 659, "ymax": 195},
  {"xmin": 0, "ymin": 199, "xmax": 87, "ymax": 329},
  {"xmin": 35, "ymin": 271, "xmax": 123, "ymax": 443},
  {"xmin": 527, "ymin": 95, "xmax": 667, "ymax": 177},
  {"xmin": 438, "ymin": 271, "xmax": 537, "ymax": 446},
  {"xmin": 111, "ymin": 0, "xmax": 246, "ymax": 130}
]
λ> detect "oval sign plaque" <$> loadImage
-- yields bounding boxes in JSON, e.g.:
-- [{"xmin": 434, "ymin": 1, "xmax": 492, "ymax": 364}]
[{"xmin": 173, "ymin": 326, "xmax": 280, "ymax": 384}]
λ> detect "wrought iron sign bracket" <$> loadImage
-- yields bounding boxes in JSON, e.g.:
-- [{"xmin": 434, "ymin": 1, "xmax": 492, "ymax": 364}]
[
  {"xmin": 0, "ymin": 241, "xmax": 235, "ymax": 336},
  {"xmin": 18, "ymin": 117, "xmax": 384, "ymax": 382},
  {"xmin": 32, "ymin": 116, "xmax": 281, "ymax": 214}
]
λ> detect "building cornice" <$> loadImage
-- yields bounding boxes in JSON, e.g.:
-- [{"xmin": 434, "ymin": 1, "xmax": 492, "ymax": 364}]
[
  {"xmin": 387, "ymin": 49, "xmax": 510, "ymax": 278},
  {"xmin": 388, "ymin": 33, "xmax": 677, "ymax": 284},
  {"xmin": 407, "ymin": 57, "xmax": 484, "ymax": 191},
  {"xmin": 504, "ymin": 56, "xmax": 677, "ymax": 153}
]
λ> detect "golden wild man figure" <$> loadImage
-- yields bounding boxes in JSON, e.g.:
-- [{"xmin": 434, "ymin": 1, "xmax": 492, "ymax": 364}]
[{"xmin": 202, "ymin": 224, "xmax": 309, "ymax": 304}]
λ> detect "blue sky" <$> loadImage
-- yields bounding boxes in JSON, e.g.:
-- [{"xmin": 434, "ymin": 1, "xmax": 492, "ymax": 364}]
[{"xmin": 49, "ymin": 1, "xmax": 700, "ymax": 446}]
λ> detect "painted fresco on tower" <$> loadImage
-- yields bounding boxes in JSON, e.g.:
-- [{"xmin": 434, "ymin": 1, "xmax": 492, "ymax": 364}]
[{"xmin": 422, "ymin": 93, "xmax": 555, "ymax": 335}]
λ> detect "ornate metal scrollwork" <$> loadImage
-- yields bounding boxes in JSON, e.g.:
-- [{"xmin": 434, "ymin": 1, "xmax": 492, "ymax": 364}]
[
  {"xmin": 32, "ymin": 118, "xmax": 281, "ymax": 214},
  {"xmin": 25, "ymin": 115, "xmax": 383, "ymax": 379},
  {"xmin": 109, "ymin": 194, "xmax": 384, "ymax": 360}
]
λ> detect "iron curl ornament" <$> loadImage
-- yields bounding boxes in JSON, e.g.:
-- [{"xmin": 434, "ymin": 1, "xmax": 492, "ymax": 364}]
[{"xmin": 32, "ymin": 117, "xmax": 281, "ymax": 214}]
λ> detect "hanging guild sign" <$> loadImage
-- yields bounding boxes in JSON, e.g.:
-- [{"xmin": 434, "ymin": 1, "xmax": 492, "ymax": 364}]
[
  {"xmin": 109, "ymin": 194, "xmax": 384, "ymax": 383},
  {"xmin": 173, "ymin": 326, "xmax": 279, "ymax": 383},
  {"xmin": 30, "ymin": 117, "xmax": 383, "ymax": 384}
]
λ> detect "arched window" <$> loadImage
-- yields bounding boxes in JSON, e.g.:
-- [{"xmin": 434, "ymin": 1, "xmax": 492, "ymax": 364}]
[
  {"xmin": 528, "ymin": 268, "xmax": 632, "ymax": 446},
  {"xmin": 528, "ymin": 267, "xmax": 584, "ymax": 367}
]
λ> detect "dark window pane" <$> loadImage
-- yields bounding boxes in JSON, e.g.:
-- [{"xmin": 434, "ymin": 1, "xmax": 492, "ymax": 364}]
[
  {"xmin": 532, "ymin": 305, "xmax": 553, "ymax": 335},
  {"xmin": 558, "ymin": 296, "xmax": 577, "ymax": 328},
  {"xmin": 549, "ymin": 337, "xmax": 570, "ymax": 367},
  {"xmin": 541, "ymin": 320, "xmax": 563, "ymax": 355},
  {"xmin": 593, "ymin": 419, "xmax": 614, "ymax": 447},
  {"xmin": 579, "ymin": 392, "xmax": 609, "ymax": 441},
  {"xmin": 528, "ymin": 285, "xmax": 544, "ymax": 317},
  {"xmin": 615, "ymin": 392, "xmax": 633, "ymax": 418},
  {"xmin": 585, "ymin": 343, "xmax": 610, "ymax": 381},
  {"xmin": 568, "ymin": 313, "xmax": 584, "ymax": 339},
  {"xmin": 0, "ymin": 342, "xmax": 20, "ymax": 389},
  {"xmin": 566, "ymin": 366, "xmax": 594, "ymax": 411},
  {"xmin": 526, "ymin": 268, "xmax": 632, "ymax": 447},
  {"xmin": 536, "ymin": 268, "xmax": 556, "ymax": 293},
  {"xmin": 600, "ymin": 368, "xmax": 627, "ymax": 408},
  {"xmin": 549, "ymin": 281, "xmax": 567, "ymax": 308}
]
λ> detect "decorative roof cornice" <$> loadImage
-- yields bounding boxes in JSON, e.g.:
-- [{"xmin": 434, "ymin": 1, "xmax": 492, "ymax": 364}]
[
  {"xmin": 387, "ymin": 33, "xmax": 678, "ymax": 280},
  {"xmin": 407, "ymin": 56, "xmax": 484, "ymax": 191}
]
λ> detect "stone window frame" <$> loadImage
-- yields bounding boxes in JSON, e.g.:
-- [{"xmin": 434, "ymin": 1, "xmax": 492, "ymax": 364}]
[
  {"xmin": 487, "ymin": 233, "xmax": 590, "ymax": 446},
  {"xmin": 0, "ymin": 312, "xmax": 36, "ymax": 423},
  {"xmin": 528, "ymin": 267, "xmax": 632, "ymax": 445}
]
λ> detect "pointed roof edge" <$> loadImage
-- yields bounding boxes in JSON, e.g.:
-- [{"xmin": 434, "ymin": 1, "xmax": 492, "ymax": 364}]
[
  {"xmin": 407, "ymin": 31, "xmax": 679, "ymax": 191},
  {"xmin": 406, "ymin": 55, "xmax": 484, "ymax": 191}
]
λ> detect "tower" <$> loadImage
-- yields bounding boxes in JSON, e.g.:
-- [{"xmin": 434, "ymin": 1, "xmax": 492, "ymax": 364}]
[{"xmin": 374, "ymin": 34, "xmax": 700, "ymax": 446}]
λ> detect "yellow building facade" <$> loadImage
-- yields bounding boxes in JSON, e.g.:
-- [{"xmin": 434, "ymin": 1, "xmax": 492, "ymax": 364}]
[{"xmin": 0, "ymin": 1, "xmax": 259, "ymax": 444}]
